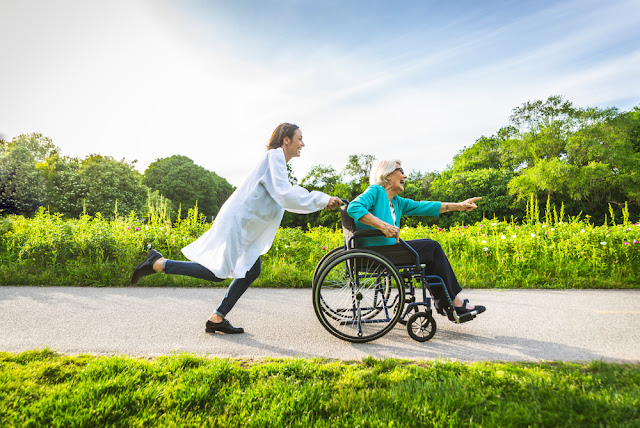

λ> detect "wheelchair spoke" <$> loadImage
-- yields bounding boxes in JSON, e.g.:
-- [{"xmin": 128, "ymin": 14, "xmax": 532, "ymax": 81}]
[{"xmin": 313, "ymin": 250, "xmax": 404, "ymax": 343}]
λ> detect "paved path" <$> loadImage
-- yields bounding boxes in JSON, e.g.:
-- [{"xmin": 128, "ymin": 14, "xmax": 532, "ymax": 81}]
[{"xmin": 1, "ymin": 287, "xmax": 639, "ymax": 362}]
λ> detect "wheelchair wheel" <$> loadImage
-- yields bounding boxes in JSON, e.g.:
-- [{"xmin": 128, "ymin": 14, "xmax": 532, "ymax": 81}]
[
  {"xmin": 312, "ymin": 246, "xmax": 344, "ymax": 288},
  {"xmin": 313, "ymin": 249, "xmax": 404, "ymax": 343},
  {"xmin": 407, "ymin": 312, "xmax": 436, "ymax": 342},
  {"xmin": 314, "ymin": 249, "xmax": 397, "ymax": 324}
]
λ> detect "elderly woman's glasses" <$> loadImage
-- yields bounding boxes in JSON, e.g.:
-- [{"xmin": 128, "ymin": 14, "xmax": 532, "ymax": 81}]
[{"xmin": 394, "ymin": 167, "xmax": 404, "ymax": 175}]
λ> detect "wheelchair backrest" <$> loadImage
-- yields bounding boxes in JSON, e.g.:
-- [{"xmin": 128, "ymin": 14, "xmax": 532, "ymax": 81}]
[
  {"xmin": 339, "ymin": 203, "xmax": 357, "ymax": 249},
  {"xmin": 340, "ymin": 200, "xmax": 422, "ymax": 269}
]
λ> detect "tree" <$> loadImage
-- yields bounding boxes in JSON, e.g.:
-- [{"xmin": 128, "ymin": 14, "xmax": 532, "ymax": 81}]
[
  {"xmin": 301, "ymin": 165, "xmax": 351, "ymax": 228},
  {"xmin": 401, "ymin": 170, "xmax": 438, "ymax": 202},
  {"xmin": 507, "ymin": 158, "xmax": 577, "ymax": 202},
  {"xmin": 344, "ymin": 154, "xmax": 376, "ymax": 194},
  {"xmin": 430, "ymin": 168, "xmax": 517, "ymax": 227},
  {"xmin": 41, "ymin": 154, "xmax": 86, "ymax": 217},
  {"xmin": 143, "ymin": 155, "xmax": 232, "ymax": 220},
  {"xmin": 78, "ymin": 155, "xmax": 147, "ymax": 216},
  {"xmin": 210, "ymin": 171, "xmax": 234, "ymax": 211},
  {"xmin": 452, "ymin": 135, "xmax": 505, "ymax": 172},
  {"xmin": 0, "ymin": 145, "xmax": 45, "ymax": 215},
  {"xmin": 562, "ymin": 108, "xmax": 640, "ymax": 214},
  {"xmin": 491, "ymin": 96, "xmax": 581, "ymax": 171},
  {"xmin": 0, "ymin": 133, "xmax": 58, "ymax": 215},
  {"xmin": 509, "ymin": 95, "xmax": 578, "ymax": 134},
  {"xmin": 449, "ymin": 96, "xmax": 640, "ymax": 223},
  {"xmin": 301, "ymin": 165, "xmax": 341, "ymax": 190}
]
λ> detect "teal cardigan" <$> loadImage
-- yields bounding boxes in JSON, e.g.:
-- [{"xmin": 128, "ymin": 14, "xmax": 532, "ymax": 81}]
[{"xmin": 346, "ymin": 184, "xmax": 441, "ymax": 246}]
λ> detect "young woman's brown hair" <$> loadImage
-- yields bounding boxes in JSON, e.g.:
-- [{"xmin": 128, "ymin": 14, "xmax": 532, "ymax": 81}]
[{"xmin": 267, "ymin": 123, "xmax": 299, "ymax": 150}]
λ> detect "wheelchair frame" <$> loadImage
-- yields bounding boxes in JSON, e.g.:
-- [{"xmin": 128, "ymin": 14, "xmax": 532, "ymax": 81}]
[{"xmin": 312, "ymin": 200, "xmax": 476, "ymax": 343}]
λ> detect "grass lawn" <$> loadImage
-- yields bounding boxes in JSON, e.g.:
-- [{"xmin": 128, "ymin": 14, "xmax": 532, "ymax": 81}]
[{"xmin": 1, "ymin": 349, "xmax": 639, "ymax": 427}]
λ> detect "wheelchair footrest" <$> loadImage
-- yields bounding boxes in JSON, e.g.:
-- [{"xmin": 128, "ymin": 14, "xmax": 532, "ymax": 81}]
[{"xmin": 447, "ymin": 310, "xmax": 477, "ymax": 324}]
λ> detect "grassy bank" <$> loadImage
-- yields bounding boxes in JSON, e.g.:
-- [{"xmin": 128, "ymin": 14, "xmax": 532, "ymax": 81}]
[
  {"xmin": 0, "ymin": 207, "xmax": 638, "ymax": 288},
  {"xmin": 1, "ymin": 349, "xmax": 638, "ymax": 427}
]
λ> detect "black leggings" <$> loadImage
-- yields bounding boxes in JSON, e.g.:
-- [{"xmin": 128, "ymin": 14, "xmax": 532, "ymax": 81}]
[{"xmin": 405, "ymin": 239, "xmax": 462, "ymax": 306}]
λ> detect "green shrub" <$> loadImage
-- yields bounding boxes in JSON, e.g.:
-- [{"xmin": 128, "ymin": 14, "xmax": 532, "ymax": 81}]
[{"xmin": 0, "ymin": 206, "xmax": 638, "ymax": 288}]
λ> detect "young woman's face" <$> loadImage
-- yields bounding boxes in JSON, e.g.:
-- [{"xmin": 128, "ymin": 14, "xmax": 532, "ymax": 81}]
[
  {"xmin": 385, "ymin": 163, "xmax": 407, "ymax": 194},
  {"xmin": 282, "ymin": 129, "xmax": 304, "ymax": 160}
]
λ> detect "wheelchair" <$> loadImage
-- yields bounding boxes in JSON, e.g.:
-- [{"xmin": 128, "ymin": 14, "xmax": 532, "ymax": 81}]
[{"xmin": 312, "ymin": 201, "xmax": 479, "ymax": 343}]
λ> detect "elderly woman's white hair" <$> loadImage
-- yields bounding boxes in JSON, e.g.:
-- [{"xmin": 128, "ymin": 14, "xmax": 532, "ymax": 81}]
[{"xmin": 369, "ymin": 159, "xmax": 402, "ymax": 186}]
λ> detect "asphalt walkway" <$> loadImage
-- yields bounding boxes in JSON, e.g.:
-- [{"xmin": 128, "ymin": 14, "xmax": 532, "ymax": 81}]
[{"xmin": 1, "ymin": 287, "xmax": 638, "ymax": 362}]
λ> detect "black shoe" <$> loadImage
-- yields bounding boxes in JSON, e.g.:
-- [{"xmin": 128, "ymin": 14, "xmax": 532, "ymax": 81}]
[
  {"xmin": 449, "ymin": 299, "xmax": 485, "ymax": 322},
  {"xmin": 473, "ymin": 305, "xmax": 486, "ymax": 315},
  {"xmin": 130, "ymin": 249, "xmax": 163, "ymax": 285},
  {"xmin": 461, "ymin": 298, "xmax": 486, "ymax": 315},
  {"xmin": 205, "ymin": 319, "xmax": 244, "ymax": 334}
]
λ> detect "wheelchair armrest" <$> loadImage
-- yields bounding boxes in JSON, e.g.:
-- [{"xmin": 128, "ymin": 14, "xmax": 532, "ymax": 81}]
[{"xmin": 352, "ymin": 229, "xmax": 385, "ymax": 238}]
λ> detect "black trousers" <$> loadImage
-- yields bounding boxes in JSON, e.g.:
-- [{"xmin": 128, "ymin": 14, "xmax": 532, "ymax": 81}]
[
  {"xmin": 164, "ymin": 258, "xmax": 261, "ymax": 317},
  {"xmin": 405, "ymin": 239, "xmax": 462, "ymax": 306}
]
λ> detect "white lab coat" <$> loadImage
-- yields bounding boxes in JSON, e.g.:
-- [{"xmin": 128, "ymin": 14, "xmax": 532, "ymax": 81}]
[{"xmin": 181, "ymin": 147, "xmax": 331, "ymax": 278}]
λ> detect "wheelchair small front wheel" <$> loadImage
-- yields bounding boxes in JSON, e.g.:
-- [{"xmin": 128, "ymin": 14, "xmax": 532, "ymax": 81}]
[{"xmin": 407, "ymin": 312, "xmax": 436, "ymax": 342}]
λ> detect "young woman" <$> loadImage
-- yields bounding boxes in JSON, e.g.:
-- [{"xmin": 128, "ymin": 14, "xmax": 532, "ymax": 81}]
[{"xmin": 131, "ymin": 123, "xmax": 341, "ymax": 333}]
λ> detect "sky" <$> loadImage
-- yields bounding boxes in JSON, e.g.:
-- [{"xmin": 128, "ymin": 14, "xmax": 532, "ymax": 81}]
[{"xmin": 1, "ymin": 0, "xmax": 639, "ymax": 187}]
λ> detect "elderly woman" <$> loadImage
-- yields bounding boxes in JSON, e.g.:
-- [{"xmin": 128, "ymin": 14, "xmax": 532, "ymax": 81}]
[
  {"xmin": 347, "ymin": 159, "xmax": 485, "ymax": 320},
  {"xmin": 131, "ymin": 123, "xmax": 342, "ymax": 334}
]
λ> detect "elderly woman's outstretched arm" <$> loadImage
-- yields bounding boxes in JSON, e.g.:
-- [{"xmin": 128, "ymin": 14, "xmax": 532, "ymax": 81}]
[{"xmin": 439, "ymin": 197, "xmax": 482, "ymax": 213}]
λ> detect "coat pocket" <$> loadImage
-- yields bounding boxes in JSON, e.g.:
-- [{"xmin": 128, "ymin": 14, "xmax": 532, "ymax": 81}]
[{"xmin": 240, "ymin": 214, "xmax": 270, "ymax": 245}]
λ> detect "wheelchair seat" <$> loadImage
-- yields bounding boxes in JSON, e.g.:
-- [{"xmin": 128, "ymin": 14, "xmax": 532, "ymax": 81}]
[{"xmin": 340, "ymin": 203, "xmax": 419, "ymax": 267}]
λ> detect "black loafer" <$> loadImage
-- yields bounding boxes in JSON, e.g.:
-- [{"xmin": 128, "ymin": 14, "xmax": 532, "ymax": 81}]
[
  {"xmin": 473, "ymin": 305, "xmax": 486, "ymax": 315},
  {"xmin": 130, "ymin": 249, "xmax": 163, "ymax": 285},
  {"xmin": 449, "ymin": 299, "xmax": 486, "ymax": 321},
  {"xmin": 462, "ymin": 299, "xmax": 486, "ymax": 315},
  {"xmin": 205, "ymin": 319, "xmax": 244, "ymax": 334}
]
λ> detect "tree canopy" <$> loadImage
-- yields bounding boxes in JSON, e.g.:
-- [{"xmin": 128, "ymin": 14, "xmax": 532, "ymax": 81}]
[
  {"xmin": 449, "ymin": 96, "xmax": 640, "ymax": 224},
  {"xmin": 78, "ymin": 155, "xmax": 147, "ymax": 216},
  {"xmin": 0, "ymin": 134, "xmax": 54, "ymax": 215},
  {"xmin": 143, "ymin": 155, "xmax": 233, "ymax": 220}
]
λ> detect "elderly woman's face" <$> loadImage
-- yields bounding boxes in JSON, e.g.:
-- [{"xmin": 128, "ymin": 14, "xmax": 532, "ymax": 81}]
[{"xmin": 385, "ymin": 164, "xmax": 407, "ymax": 194}]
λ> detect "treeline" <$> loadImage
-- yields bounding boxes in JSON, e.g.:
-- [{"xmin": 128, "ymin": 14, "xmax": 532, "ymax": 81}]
[
  {"xmin": 0, "ymin": 135, "xmax": 233, "ymax": 220},
  {"xmin": 2, "ymin": 95, "xmax": 639, "ymax": 228},
  {"xmin": 287, "ymin": 95, "xmax": 640, "ymax": 229}
]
